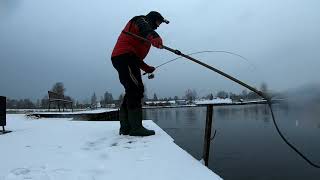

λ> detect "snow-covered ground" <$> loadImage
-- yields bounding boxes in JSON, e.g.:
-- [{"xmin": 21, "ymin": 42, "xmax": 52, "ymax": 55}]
[
  {"xmin": 7, "ymin": 108, "xmax": 118, "ymax": 114},
  {"xmin": 33, "ymin": 108, "xmax": 118, "ymax": 115},
  {"xmin": 143, "ymin": 104, "xmax": 197, "ymax": 109},
  {"xmin": 0, "ymin": 115, "xmax": 222, "ymax": 180}
]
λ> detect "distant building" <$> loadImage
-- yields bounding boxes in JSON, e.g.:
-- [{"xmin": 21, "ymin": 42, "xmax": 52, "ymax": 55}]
[
  {"xmin": 168, "ymin": 100, "xmax": 176, "ymax": 106},
  {"xmin": 175, "ymin": 100, "xmax": 187, "ymax": 105},
  {"xmin": 144, "ymin": 101, "xmax": 170, "ymax": 106},
  {"xmin": 106, "ymin": 104, "xmax": 116, "ymax": 108}
]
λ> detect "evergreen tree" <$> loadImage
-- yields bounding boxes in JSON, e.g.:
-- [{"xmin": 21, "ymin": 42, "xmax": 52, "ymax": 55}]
[{"xmin": 153, "ymin": 93, "xmax": 158, "ymax": 101}]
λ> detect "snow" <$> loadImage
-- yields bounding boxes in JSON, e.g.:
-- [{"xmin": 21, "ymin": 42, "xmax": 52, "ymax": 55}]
[
  {"xmin": 0, "ymin": 115, "xmax": 222, "ymax": 180},
  {"xmin": 143, "ymin": 105, "xmax": 197, "ymax": 109},
  {"xmin": 195, "ymin": 98, "xmax": 233, "ymax": 105},
  {"xmin": 234, "ymin": 99, "xmax": 267, "ymax": 104},
  {"xmin": 33, "ymin": 108, "xmax": 118, "ymax": 115}
]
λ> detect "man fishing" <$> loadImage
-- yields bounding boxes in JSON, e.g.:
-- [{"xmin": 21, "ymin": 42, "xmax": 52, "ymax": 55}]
[{"xmin": 111, "ymin": 11, "xmax": 169, "ymax": 136}]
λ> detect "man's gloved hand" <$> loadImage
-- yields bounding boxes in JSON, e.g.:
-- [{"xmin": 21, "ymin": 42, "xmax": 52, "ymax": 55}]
[
  {"xmin": 150, "ymin": 37, "xmax": 163, "ymax": 49},
  {"xmin": 144, "ymin": 65, "xmax": 155, "ymax": 73},
  {"xmin": 140, "ymin": 61, "xmax": 155, "ymax": 73}
]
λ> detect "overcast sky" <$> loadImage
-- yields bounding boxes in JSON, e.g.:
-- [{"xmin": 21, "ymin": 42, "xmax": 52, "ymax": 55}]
[{"xmin": 1, "ymin": 0, "xmax": 320, "ymax": 101}]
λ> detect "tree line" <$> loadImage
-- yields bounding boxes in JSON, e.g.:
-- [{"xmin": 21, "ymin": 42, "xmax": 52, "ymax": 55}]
[
  {"xmin": 6, "ymin": 82, "xmax": 117, "ymax": 109},
  {"xmin": 5, "ymin": 82, "xmax": 270, "ymax": 109}
]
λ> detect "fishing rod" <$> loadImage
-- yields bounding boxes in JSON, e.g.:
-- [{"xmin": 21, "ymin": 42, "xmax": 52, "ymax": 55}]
[
  {"xmin": 142, "ymin": 50, "xmax": 256, "ymax": 76},
  {"xmin": 123, "ymin": 31, "xmax": 320, "ymax": 168},
  {"xmin": 124, "ymin": 30, "xmax": 267, "ymax": 99}
]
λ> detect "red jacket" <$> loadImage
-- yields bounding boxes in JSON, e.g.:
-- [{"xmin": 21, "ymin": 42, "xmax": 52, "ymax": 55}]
[{"xmin": 111, "ymin": 16, "xmax": 160, "ymax": 60}]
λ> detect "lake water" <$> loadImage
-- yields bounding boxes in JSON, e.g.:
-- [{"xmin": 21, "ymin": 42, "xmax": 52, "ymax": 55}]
[{"xmin": 144, "ymin": 103, "xmax": 320, "ymax": 180}]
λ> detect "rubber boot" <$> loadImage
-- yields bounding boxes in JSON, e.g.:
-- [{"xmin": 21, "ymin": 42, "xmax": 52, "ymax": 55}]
[
  {"xmin": 119, "ymin": 106, "xmax": 130, "ymax": 135},
  {"xmin": 128, "ymin": 108, "xmax": 155, "ymax": 136}
]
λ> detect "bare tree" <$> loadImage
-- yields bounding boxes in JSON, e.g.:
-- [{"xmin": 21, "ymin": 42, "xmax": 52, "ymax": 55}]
[
  {"xmin": 91, "ymin": 92, "xmax": 97, "ymax": 109},
  {"xmin": 36, "ymin": 99, "xmax": 41, "ymax": 109},
  {"xmin": 143, "ymin": 86, "xmax": 148, "ymax": 102},
  {"xmin": 99, "ymin": 96, "xmax": 104, "ymax": 107},
  {"xmin": 241, "ymin": 89, "xmax": 248, "ymax": 99},
  {"xmin": 118, "ymin": 93, "xmax": 124, "ymax": 106},
  {"xmin": 185, "ymin": 89, "xmax": 197, "ymax": 102},
  {"xmin": 205, "ymin": 93, "xmax": 214, "ymax": 100},
  {"xmin": 7, "ymin": 98, "xmax": 36, "ymax": 109},
  {"xmin": 51, "ymin": 82, "xmax": 65, "ymax": 95},
  {"xmin": 217, "ymin": 90, "xmax": 228, "ymax": 99},
  {"xmin": 260, "ymin": 82, "xmax": 268, "ymax": 93},
  {"xmin": 41, "ymin": 95, "xmax": 49, "ymax": 108},
  {"xmin": 103, "ymin": 91, "xmax": 114, "ymax": 106},
  {"xmin": 247, "ymin": 91, "xmax": 260, "ymax": 100},
  {"xmin": 229, "ymin": 92, "xmax": 242, "ymax": 101}
]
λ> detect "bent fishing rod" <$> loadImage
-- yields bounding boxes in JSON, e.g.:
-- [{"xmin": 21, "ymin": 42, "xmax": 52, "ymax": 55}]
[
  {"xmin": 123, "ymin": 31, "xmax": 320, "ymax": 168},
  {"xmin": 124, "ymin": 31, "xmax": 268, "ymax": 100},
  {"xmin": 142, "ymin": 50, "xmax": 256, "ymax": 76}
]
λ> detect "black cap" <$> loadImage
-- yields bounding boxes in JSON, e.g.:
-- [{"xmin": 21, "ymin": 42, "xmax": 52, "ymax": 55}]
[{"xmin": 146, "ymin": 11, "xmax": 169, "ymax": 24}]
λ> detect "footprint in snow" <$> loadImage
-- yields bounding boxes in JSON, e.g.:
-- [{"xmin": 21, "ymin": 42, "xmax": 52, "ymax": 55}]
[
  {"xmin": 110, "ymin": 142, "xmax": 118, "ymax": 147},
  {"xmin": 83, "ymin": 137, "xmax": 110, "ymax": 151},
  {"xmin": 5, "ymin": 168, "xmax": 50, "ymax": 180},
  {"xmin": 99, "ymin": 153, "xmax": 109, "ymax": 159}
]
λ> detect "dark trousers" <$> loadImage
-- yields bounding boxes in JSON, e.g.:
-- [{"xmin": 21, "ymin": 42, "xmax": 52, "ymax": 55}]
[{"xmin": 111, "ymin": 54, "xmax": 144, "ymax": 110}]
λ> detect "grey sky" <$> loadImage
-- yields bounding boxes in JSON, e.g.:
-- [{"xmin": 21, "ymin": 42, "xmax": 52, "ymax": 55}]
[{"xmin": 1, "ymin": 0, "xmax": 320, "ymax": 101}]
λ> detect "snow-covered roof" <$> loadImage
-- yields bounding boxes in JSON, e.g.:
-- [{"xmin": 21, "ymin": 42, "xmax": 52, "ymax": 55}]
[
  {"xmin": 145, "ymin": 101, "xmax": 175, "ymax": 104},
  {"xmin": 195, "ymin": 98, "xmax": 233, "ymax": 105},
  {"xmin": 0, "ymin": 114, "xmax": 222, "ymax": 180}
]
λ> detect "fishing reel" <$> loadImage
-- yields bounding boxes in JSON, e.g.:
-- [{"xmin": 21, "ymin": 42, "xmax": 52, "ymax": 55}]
[
  {"xmin": 142, "ymin": 72, "xmax": 155, "ymax": 79},
  {"xmin": 147, "ymin": 73, "xmax": 155, "ymax": 79}
]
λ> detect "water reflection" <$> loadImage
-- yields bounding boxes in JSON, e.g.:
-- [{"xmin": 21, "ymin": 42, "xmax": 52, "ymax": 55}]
[{"xmin": 214, "ymin": 104, "xmax": 271, "ymax": 124}]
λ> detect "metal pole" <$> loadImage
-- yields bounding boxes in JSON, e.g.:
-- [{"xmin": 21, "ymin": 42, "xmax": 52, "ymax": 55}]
[{"xmin": 202, "ymin": 104, "xmax": 214, "ymax": 167}]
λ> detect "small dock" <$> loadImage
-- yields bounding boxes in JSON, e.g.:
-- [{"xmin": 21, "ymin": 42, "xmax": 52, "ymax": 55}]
[
  {"xmin": 28, "ymin": 108, "xmax": 119, "ymax": 121},
  {"xmin": 0, "ymin": 114, "xmax": 223, "ymax": 180}
]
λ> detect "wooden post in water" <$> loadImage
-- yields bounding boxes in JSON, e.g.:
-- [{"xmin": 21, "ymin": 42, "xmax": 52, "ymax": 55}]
[{"xmin": 202, "ymin": 104, "xmax": 214, "ymax": 167}]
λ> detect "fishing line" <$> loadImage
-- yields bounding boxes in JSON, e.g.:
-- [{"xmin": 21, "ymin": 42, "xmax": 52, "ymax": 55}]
[
  {"xmin": 268, "ymin": 103, "xmax": 320, "ymax": 168},
  {"xmin": 143, "ymin": 50, "xmax": 256, "ymax": 76},
  {"xmin": 155, "ymin": 51, "xmax": 320, "ymax": 168},
  {"xmin": 155, "ymin": 50, "xmax": 256, "ymax": 70},
  {"xmin": 124, "ymin": 31, "xmax": 320, "ymax": 168}
]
